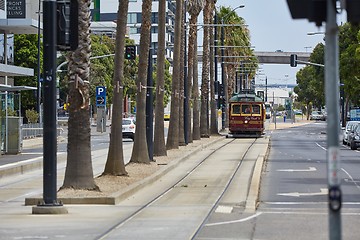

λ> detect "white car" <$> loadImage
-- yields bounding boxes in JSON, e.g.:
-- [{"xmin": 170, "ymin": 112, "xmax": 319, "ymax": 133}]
[
  {"xmin": 343, "ymin": 121, "xmax": 360, "ymax": 145},
  {"xmin": 122, "ymin": 118, "xmax": 136, "ymax": 141}
]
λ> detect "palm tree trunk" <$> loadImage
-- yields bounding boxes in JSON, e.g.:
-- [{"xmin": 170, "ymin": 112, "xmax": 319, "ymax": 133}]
[
  {"xmin": 186, "ymin": 15, "xmax": 196, "ymax": 143},
  {"xmin": 178, "ymin": 3, "xmax": 186, "ymax": 146},
  {"xmin": 62, "ymin": 0, "xmax": 98, "ymax": 190},
  {"xmin": 153, "ymin": 0, "xmax": 167, "ymax": 156},
  {"xmin": 200, "ymin": 0, "xmax": 211, "ymax": 138},
  {"xmin": 192, "ymin": 28, "xmax": 200, "ymax": 140},
  {"xmin": 166, "ymin": 0, "xmax": 183, "ymax": 150},
  {"xmin": 103, "ymin": 0, "xmax": 128, "ymax": 175},
  {"xmin": 130, "ymin": 0, "xmax": 152, "ymax": 164}
]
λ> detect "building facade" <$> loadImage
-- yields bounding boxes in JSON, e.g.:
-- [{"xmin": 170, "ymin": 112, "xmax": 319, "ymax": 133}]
[
  {"xmin": 91, "ymin": 0, "xmax": 175, "ymax": 62},
  {"xmin": 0, "ymin": 0, "xmax": 38, "ymax": 154}
]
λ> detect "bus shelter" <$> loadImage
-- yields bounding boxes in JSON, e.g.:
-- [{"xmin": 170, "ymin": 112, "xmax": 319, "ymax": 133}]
[{"xmin": 0, "ymin": 85, "xmax": 36, "ymax": 154}]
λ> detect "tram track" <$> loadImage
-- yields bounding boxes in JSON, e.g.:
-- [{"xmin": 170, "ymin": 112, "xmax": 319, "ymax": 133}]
[{"xmin": 96, "ymin": 137, "xmax": 263, "ymax": 240}]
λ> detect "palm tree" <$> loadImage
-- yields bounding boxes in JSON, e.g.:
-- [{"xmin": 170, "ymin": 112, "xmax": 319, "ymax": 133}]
[
  {"xmin": 209, "ymin": 1, "xmax": 218, "ymax": 135},
  {"xmin": 129, "ymin": 0, "xmax": 152, "ymax": 164},
  {"xmin": 200, "ymin": 0, "xmax": 212, "ymax": 137},
  {"xmin": 178, "ymin": 3, "xmax": 186, "ymax": 146},
  {"xmin": 102, "ymin": 0, "xmax": 129, "ymax": 175},
  {"xmin": 153, "ymin": 0, "xmax": 167, "ymax": 156},
  {"xmin": 166, "ymin": 0, "xmax": 183, "ymax": 150},
  {"xmin": 62, "ymin": 0, "xmax": 98, "ymax": 190},
  {"xmin": 187, "ymin": 0, "xmax": 203, "ymax": 141},
  {"xmin": 218, "ymin": 7, "xmax": 255, "ymax": 128}
]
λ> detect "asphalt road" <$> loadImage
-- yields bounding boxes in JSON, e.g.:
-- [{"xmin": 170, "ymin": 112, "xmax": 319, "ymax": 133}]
[{"xmin": 195, "ymin": 122, "xmax": 360, "ymax": 240}]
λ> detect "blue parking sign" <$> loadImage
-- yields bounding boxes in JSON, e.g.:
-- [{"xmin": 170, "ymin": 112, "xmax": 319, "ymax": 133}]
[{"xmin": 96, "ymin": 86, "xmax": 106, "ymax": 107}]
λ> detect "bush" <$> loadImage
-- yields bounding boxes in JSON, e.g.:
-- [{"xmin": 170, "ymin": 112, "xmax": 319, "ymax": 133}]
[{"xmin": 25, "ymin": 109, "xmax": 39, "ymax": 123}]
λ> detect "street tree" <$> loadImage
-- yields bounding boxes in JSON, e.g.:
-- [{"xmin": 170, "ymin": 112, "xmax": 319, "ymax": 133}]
[
  {"xmin": 209, "ymin": 2, "xmax": 218, "ymax": 135},
  {"xmin": 200, "ymin": 0, "xmax": 212, "ymax": 138},
  {"xmin": 153, "ymin": 0, "xmax": 167, "ymax": 156},
  {"xmin": 179, "ymin": 4, "xmax": 186, "ymax": 146},
  {"xmin": 340, "ymin": 23, "xmax": 360, "ymax": 108},
  {"xmin": 166, "ymin": 0, "xmax": 183, "ymax": 150},
  {"xmin": 129, "ymin": 0, "xmax": 152, "ymax": 163},
  {"xmin": 102, "ymin": 0, "xmax": 129, "ymax": 176},
  {"xmin": 294, "ymin": 66, "xmax": 317, "ymax": 119},
  {"xmin": 187, "ymin": 0, "xmax": 204, "ymax": 141},
  {"xmin": 14, "ymin": 34, "xmax": 42, "ymax": 116},
  {"xmin": 61, "ymin": 0, "xmax": 98, "ymax": 190}
]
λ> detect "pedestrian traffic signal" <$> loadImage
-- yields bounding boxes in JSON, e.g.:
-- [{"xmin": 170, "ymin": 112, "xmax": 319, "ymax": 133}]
[
  {"xmin": 290, "ymin": 54, "xmax": 297, "ymax": 67},
  {"xmin": 125, "ymin": 45, "xmax": 136, "ymax": 60}
]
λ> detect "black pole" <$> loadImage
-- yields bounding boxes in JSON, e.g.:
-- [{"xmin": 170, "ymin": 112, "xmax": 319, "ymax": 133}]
[
  {"xmin": 265, "ymin": 76, "xmax": 268, "ymax": 102},
  {"xmin": 184, "ymin": 3, "xmax": 188, "ymax": 144},
  {"xmin": 41, "ymin": 0, "xmax": 60, "ymax": 206},
  {"xmin": 221, "ymin": 22, "xmax": 225, "ymax": 130},
  {"xmin": 146, "ymin": 27, "xmax": 154, "ymax": 160},
  {"xmin": 214, "ymin": 13, "xmax": 219, "ymax": 109},
  {"xmin": 340, "ymin": 84, "xmax": 345, "ymax": 127},
  {"xmin": 37, "ymin": 0, "xmax": 41, "ymax": 118}
]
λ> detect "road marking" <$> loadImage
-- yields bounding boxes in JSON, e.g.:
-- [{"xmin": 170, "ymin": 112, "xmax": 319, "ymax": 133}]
[
  {"xmin": 342, "ymin": 168, "xmax": 360, "ymax": 192},
  {"xmin": 315, "ymin": 142, "xmax": 327, "ymax": 151},
  {"xmin": 215, "ymin": 205, "xmax": 233, "ymax": 214},
  {"xmin": 277, "ymin": 167, "xmax": 316, "ymax": 172},
  {"xmin": 205, "ymin": 212, "xmax": 262, "ymax": 227},
  {"xmin": 277, "ymin": 188, "xmax": 328, "ymax": 197}
]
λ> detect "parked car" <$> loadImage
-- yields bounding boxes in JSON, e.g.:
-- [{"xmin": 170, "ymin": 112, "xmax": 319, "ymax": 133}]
[
  {"xmin": 122, "ymin": 118, "xmax": 136, "ymax": 141},
  {"xmin": 310, "ymin": 111, "xmax": 325, "ymax": 121},
  {"xmin": 164, "ymin": 112, "xmax": 170, "ymax": 121},
  {"xmin": 342, "ymin": 121, "xmax": 360, "ymax": 145},
  {"xmin": 348, "ymin": 123, "xmax": 360, "ymax": 150}
]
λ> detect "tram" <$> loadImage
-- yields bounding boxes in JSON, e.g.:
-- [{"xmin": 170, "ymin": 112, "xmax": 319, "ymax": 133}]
[{"xmin": 228, "ymin": 90, "xmax": 266, "ymax": 137}]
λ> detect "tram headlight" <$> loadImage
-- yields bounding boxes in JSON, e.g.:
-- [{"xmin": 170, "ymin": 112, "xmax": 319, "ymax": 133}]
[{"xmin": 244, "ymin": 120, "xmax": 248, "ymax": 124}]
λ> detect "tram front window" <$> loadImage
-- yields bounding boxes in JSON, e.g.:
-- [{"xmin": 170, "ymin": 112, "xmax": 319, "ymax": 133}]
[
  {"xmin": 232, "ymin": 105, "xmax": 241, "ymax": 114},
  {"xmin": 252, "ymin": 105, "xmax": 260, "ymax": 114},
  {"xmin": 242, "ymin": 104, "xmax": 251, "ymax": 114}
]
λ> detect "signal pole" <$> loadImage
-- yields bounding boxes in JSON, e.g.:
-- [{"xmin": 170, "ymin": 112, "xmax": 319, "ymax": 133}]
[
  {"xmin": 32, "ymin": 0, "xmax": 67, "ymax": 214},
  {"xmin": 325, "ymin": 0, "xmax": 342, "ymax": 238}
]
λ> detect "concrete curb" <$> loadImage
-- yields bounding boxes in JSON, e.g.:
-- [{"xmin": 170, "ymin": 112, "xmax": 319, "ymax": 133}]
[
  {"xmin": 25, "ymin": 136, "xmax": 226, "ymax": 205},
  {"xmin": 245, "ymin": 137, "xmax": 270, "ymax": 212}
]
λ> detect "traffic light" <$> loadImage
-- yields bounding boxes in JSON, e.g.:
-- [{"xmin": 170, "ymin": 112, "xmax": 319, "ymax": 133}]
[
  {"xmin": 346, "ymin": 0, "xmax": 360, "ymax": 23},
  {"xmin": 125, "ymin": 45, "xmax": 136, "ymax": 60},
  {"xmin": 286, "ymin": 0, "xmax": 327, "ymax": 26},
  {"xmin": 290, "ymin": 54, "xmax": 297, "ymax": 67},
  {"xmin": 287, "ymin": 0, "xmax": 360, "ymax": 25},
  {"xmin": 57, "ymin": 0, "xmax": 78, "ymax": 51},
  {"xmin": 219, "ymin": 83, "xmax": 224, "ymax": 96}
]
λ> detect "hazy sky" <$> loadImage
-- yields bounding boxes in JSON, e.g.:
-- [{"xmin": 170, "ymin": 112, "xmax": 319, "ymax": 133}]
[{"xmin": 216, "ymin": 0, "xmax": 345, "ymax": 84}]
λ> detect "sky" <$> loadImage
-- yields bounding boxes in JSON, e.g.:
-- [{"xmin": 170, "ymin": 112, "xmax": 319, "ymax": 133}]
[{"xmin": 215, "ymin": 0, "xmax": 346, "ymax": 85}]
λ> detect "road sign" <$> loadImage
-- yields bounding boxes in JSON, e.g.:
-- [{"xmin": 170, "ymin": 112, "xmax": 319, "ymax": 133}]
[{"xmin": 96, "ymin": 86, "xmax": 106, "ymax": 107}]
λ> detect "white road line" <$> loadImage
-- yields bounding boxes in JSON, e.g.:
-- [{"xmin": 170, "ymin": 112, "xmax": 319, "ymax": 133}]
[
  {"xmin": 315, "ymin": 142, "xmax": 327, "ymax": 151},
  {"xmin": 277, "ymin": 167, "xmax": 316, "ymax": 172},
  {"xmin": 205, "ymin": 212, "xmax": 262, "ymax": 227},
  {"xmin": 277, "ymin": 188, "xmax": 328, "ymax": 197},
  {"xmin": 342, "ymin": 168, "xmax": 360, "ymax": 192}
]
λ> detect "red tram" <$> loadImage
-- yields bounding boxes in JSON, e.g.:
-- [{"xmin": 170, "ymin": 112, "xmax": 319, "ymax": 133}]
[{"xmin": 228, "ymin": 91, "xmax": 266, "ymax": 137}]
